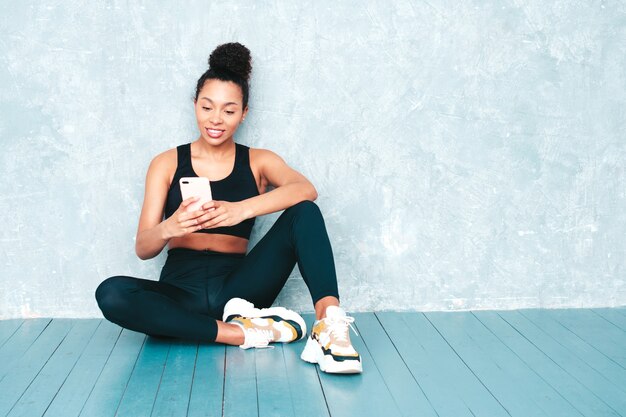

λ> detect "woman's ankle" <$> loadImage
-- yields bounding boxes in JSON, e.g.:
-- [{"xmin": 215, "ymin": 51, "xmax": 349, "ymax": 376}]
[
  {"xmin": 215, "ymin": 321, "xmax": 245, "ymax": 345},
  {"xmin": 314, "ymin": 296, "xmax": 340, "ymax": 320}
]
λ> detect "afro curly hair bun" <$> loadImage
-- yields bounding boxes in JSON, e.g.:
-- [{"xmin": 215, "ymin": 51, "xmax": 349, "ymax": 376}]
[{"xmin": 208, "ymin": 42, "xmax": 252, "ymax": 82}]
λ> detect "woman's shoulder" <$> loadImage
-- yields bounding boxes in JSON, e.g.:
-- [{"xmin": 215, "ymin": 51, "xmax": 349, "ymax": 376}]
[
  {"xmin": 149, "ymin": 146, "xmax": 177, "ymax": 167},
  {"xmin": 145, "ymin": 146, "xmax": 180, "ymax": 183},
  {"xmin": 248, "ymin": 146, "xmax": 285, "ymax": 164}
]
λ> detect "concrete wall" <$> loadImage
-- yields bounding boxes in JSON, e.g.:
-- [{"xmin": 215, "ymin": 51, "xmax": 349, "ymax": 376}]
[{"xmin": 1, "ymin": 0, "xmax": 624, "ymax": 318}]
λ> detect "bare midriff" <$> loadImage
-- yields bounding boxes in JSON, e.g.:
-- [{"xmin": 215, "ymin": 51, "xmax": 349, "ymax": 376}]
[{"xmin": 167, "ymin": 233, "xmax": 249, "ymax": 255}]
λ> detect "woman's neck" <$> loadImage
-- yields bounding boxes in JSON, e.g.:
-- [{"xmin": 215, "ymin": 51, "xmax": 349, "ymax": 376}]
[{"xmin": 193, "ymin": 138, "xmax": 236, "ymax": 161}]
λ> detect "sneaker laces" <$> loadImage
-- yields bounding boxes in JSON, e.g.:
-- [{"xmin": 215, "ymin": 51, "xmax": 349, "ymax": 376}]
[
  {"xmin": 326, "ymin": 315, "xmax": 359, "ymax": 343},
  {"xmin": 241, "ymin": 327, "xmax": 275, "ymax": 349}
]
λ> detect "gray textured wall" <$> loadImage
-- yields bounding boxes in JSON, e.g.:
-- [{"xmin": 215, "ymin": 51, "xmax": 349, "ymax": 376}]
[{"xmin": 1, "ymin": 1, "xmax": 625, "ymax": 318}]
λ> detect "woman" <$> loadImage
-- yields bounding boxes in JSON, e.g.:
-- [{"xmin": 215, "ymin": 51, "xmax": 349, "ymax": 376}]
[{"xmin": 95, "ymin": 42, "xmax": 362, "ymax": 374}]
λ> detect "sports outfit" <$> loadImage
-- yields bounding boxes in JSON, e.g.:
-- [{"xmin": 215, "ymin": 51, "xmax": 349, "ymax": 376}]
[{"xmin": 95, "ymin": 141, "xmax": 361, "ymax": 372}]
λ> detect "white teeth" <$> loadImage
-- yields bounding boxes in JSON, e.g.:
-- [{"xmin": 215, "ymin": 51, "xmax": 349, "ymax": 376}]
[{"xmin": 207, "ymin": 128, "xmax": 224, "ymax": 136}]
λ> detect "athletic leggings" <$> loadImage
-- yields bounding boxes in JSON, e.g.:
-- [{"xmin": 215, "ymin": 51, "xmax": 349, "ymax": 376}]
[{"xmin": 94, "ymin": 200, "xmax": 340, "ymax": 343}]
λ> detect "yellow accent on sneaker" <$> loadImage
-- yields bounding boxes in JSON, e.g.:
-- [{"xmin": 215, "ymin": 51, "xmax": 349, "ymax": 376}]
[
  {"xmin": 222, "ymin": 298, "xmax": 306, "ymax": 341},
  {"xmin": 231, "ymin": 316, "xmax": 299, "ymax": 349},
  {"xmin": 301, "ymin": 307, "xmax": 363, "ymax": 373}
]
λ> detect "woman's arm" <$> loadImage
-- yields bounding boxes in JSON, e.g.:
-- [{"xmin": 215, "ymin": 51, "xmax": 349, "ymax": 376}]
[
  {"xmin": 194, "ymin": 148, "xmax": 319, "ymax": 230},
  {"xmin": 241, "ymin": 148, "xmax": 318, "ymax": 219},
  {"xmin": 135, "ymin": 151, "xmax": 211, "ymax": 259},
  {"xmin": 134, "ymin": 153, "xmax": 172, "ymax": 260}
]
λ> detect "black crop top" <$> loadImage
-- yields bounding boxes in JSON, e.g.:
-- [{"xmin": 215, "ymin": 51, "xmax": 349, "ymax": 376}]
[{"xmin": 163, "ymin": 142, "xmax": 260, "ymax": 239}]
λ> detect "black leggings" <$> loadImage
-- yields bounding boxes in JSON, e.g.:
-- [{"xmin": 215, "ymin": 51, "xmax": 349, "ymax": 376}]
[{"xmin": 95, "ymin": 200, "xmax": 340, "ymax": 342}]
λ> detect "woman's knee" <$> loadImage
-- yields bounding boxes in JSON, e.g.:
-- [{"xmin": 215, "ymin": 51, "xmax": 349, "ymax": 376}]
[
  {"xmin": 95, "ymin": 276, "xmax": 130, "ymax": 318},
  {"xmin": 286, "ymin": 200, "xmax": 322, "ymax": 219}
]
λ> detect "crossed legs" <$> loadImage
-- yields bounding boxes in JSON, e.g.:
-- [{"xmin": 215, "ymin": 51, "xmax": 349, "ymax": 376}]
[{"xmin": 95, "ymin": 200, "xmax": 341, "ymax": 345}]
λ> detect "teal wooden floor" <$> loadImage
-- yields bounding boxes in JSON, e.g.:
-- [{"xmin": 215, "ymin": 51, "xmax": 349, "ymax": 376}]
[{"xmin": 1, "ymin": 308, "xmax": 625, "ymax": 417}]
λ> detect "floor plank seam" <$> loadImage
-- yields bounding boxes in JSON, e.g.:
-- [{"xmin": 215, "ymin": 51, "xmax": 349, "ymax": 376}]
[
  {"xmin": 0, "ymin": 320, "xmax": 24, "ymax": 349},
  {"xmin": 43, "ymin": 320, "xmax": 104, "ymax": 417},
  {"xmin": 113, "ymin": 334, "xmax": 147, "ymax": 417},
  {"xmin": 185, "ymin": 343, "xmax": 199, "ymax": 417},
  {"xmin": 78, "ymin": 325, "xmax": 124, "ymax": 417},
  {"xmin": 1, "ymin": 318, "xmax": 54, "ymax": 386},
  {"xmin": 422, "ymin": 313, "xmax": 513, "ymax": 417},
  {"xmin": 550, "ymin": 314, "xmax": 626, "ymax": 373},
  {"xmin": 151, "ymin": 341, "xmax": 172, "ymax": 417},
  {"xmin": 518, "ymin": 310, "xmax": 626, "ymax": 387},
  {"xmin": 352, "ymin": 320, "xmax": 404, "ymax": 415},
  {"xmin": 221, "ymin": 345, "xmax": 226, "ymax": 417},
  {"xmin": 8, "ymin": 320, "xmax": 73, "ymax": 416},
  {"xmin": 469, "ymin": 312, "xmax": 586, "ymax": 417},
  {"xmin": 590, "ymin": 309, "xmax": 626, "ymax": 332},
  {"xmin": 373, "ymin": 312, "xmax": 440, "ymax": 416},
  {"xmin": 497, "ymin": 312, "xmax": 623, "ymax": 416},
  {"xmin": 279, "ymin": 345, "xmax": 297, "ymax": 417},
  {"xmin": 314, "ymin": 359, "xmax": 332, "ymax": 417},
  {"xmin": 398, "ymin": 313, "xmax": 476, "ymax": 417}
]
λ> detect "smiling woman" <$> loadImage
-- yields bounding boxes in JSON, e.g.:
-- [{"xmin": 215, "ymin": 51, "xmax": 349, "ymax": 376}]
[{"xmin": 94, "ymin": 42, "xmax": 363, "ymax": 374}]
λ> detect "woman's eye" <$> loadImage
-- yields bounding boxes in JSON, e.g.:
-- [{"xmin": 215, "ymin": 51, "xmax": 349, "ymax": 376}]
[
  {"xmin": 226, "ymin": 111, "xmax": 235, "ymax": 115},
  {"xmin": 202, "ymin": 107, "xmax": 211, "ymax": 111}
]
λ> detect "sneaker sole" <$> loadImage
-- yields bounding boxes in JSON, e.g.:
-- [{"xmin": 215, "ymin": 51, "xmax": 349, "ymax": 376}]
[{"xmin": 300, "ymin": 336, "xmax": 363, "ymax": 374}]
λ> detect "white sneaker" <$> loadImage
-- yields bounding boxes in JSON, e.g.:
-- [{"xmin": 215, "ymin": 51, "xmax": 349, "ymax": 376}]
[
  {"xmin": 300, "ymin": 305, "xmax": 363, "ymax": 373},
  {"xmin": 223, "ymin": 298, "xmax": 307, "ymax": 349}
]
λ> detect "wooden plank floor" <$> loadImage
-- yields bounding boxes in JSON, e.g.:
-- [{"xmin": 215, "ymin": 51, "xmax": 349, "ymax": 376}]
[{"xmin": 0, "ymin": 308, "xmax": 625, "ymax": 417}]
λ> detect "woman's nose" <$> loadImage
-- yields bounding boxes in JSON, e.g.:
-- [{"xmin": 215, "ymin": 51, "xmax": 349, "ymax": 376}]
[{"xmin": 209, "ymin": 112, "xmax": 222, "ymax": 125}]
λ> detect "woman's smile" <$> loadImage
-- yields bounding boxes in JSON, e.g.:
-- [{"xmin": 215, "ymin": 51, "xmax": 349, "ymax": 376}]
[{"xmin": 206, "ymin": 127, "xmax": 225, "ymax": 138}]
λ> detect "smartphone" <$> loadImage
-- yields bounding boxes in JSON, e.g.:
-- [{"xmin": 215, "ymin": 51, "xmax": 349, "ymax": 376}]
[{"xmin": 179, "ymin": 177, "xmax": 213, "ymax": 212}]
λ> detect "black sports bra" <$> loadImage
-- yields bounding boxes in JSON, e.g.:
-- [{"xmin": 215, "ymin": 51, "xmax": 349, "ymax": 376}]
[{"xmin": 163, "ymin": 142, "xmax": 260, "ymax": 239}]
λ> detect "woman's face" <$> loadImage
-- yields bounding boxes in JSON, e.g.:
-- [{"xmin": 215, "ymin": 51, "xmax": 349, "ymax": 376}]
[{"xmin": 194, "ymin": 78, "xmax": 248, "ymax": 145}]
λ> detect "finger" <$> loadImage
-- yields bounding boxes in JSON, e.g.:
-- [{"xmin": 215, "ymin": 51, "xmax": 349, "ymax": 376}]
[
  {"xmin": 176, "ymin": 211, "xmax": 195, "ymax": 223},
  {"xmin": 200, "ymin": 205, "xmax": 225, "ymax": 222},
  {"xmin": 201, "ymin": 200, "xmax": 220, "ymax": 211},
  {"xmin": 182, "ymin": 196, "xmax": 200, "ymax": 207},
  {"xmin": 204, "ymin": 213, "xmax": 229, "ymax": 228},
  {"xmin": 179, "ymin": 226, "xmax": 199, "ymax": 235},
  {"xmin": 188, "ymin": 223, "xmax": 206, "ymax": 234},
  {"xmin": 180, "ymin": 218, "xmax": 202, "ymax": 229},
  {"xmin": 190, "ymin": 208, "xmax": 211, "ymax": 219},
  {"xmin": 178, "ymin": 197, "xmax": 201, "ymax": 216},
  {"xmin": 179, "ymin": 207, "xmax": 211, "ymax": 224},
  {"xmin": 194, "ymin": 211, "xmax": 215, "ymax": 225},
  {"xmin": 185, "ymin": 224, "xmax": 204, "ymax": 234},
  {"xmin": 178, "ymin": 206, "xmax": 210, "ymax": 222}
]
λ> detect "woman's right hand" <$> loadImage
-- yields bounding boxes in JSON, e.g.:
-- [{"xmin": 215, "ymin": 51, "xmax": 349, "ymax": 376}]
[{"xmin": 161, "ymin": 197, "xmax": 209, "ymax": 239}]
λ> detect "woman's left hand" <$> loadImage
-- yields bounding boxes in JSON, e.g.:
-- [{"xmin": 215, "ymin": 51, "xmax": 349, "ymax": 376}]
[{"xmin": 197, "ymin": 200, "xmax": 248, "ymax": 229}]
